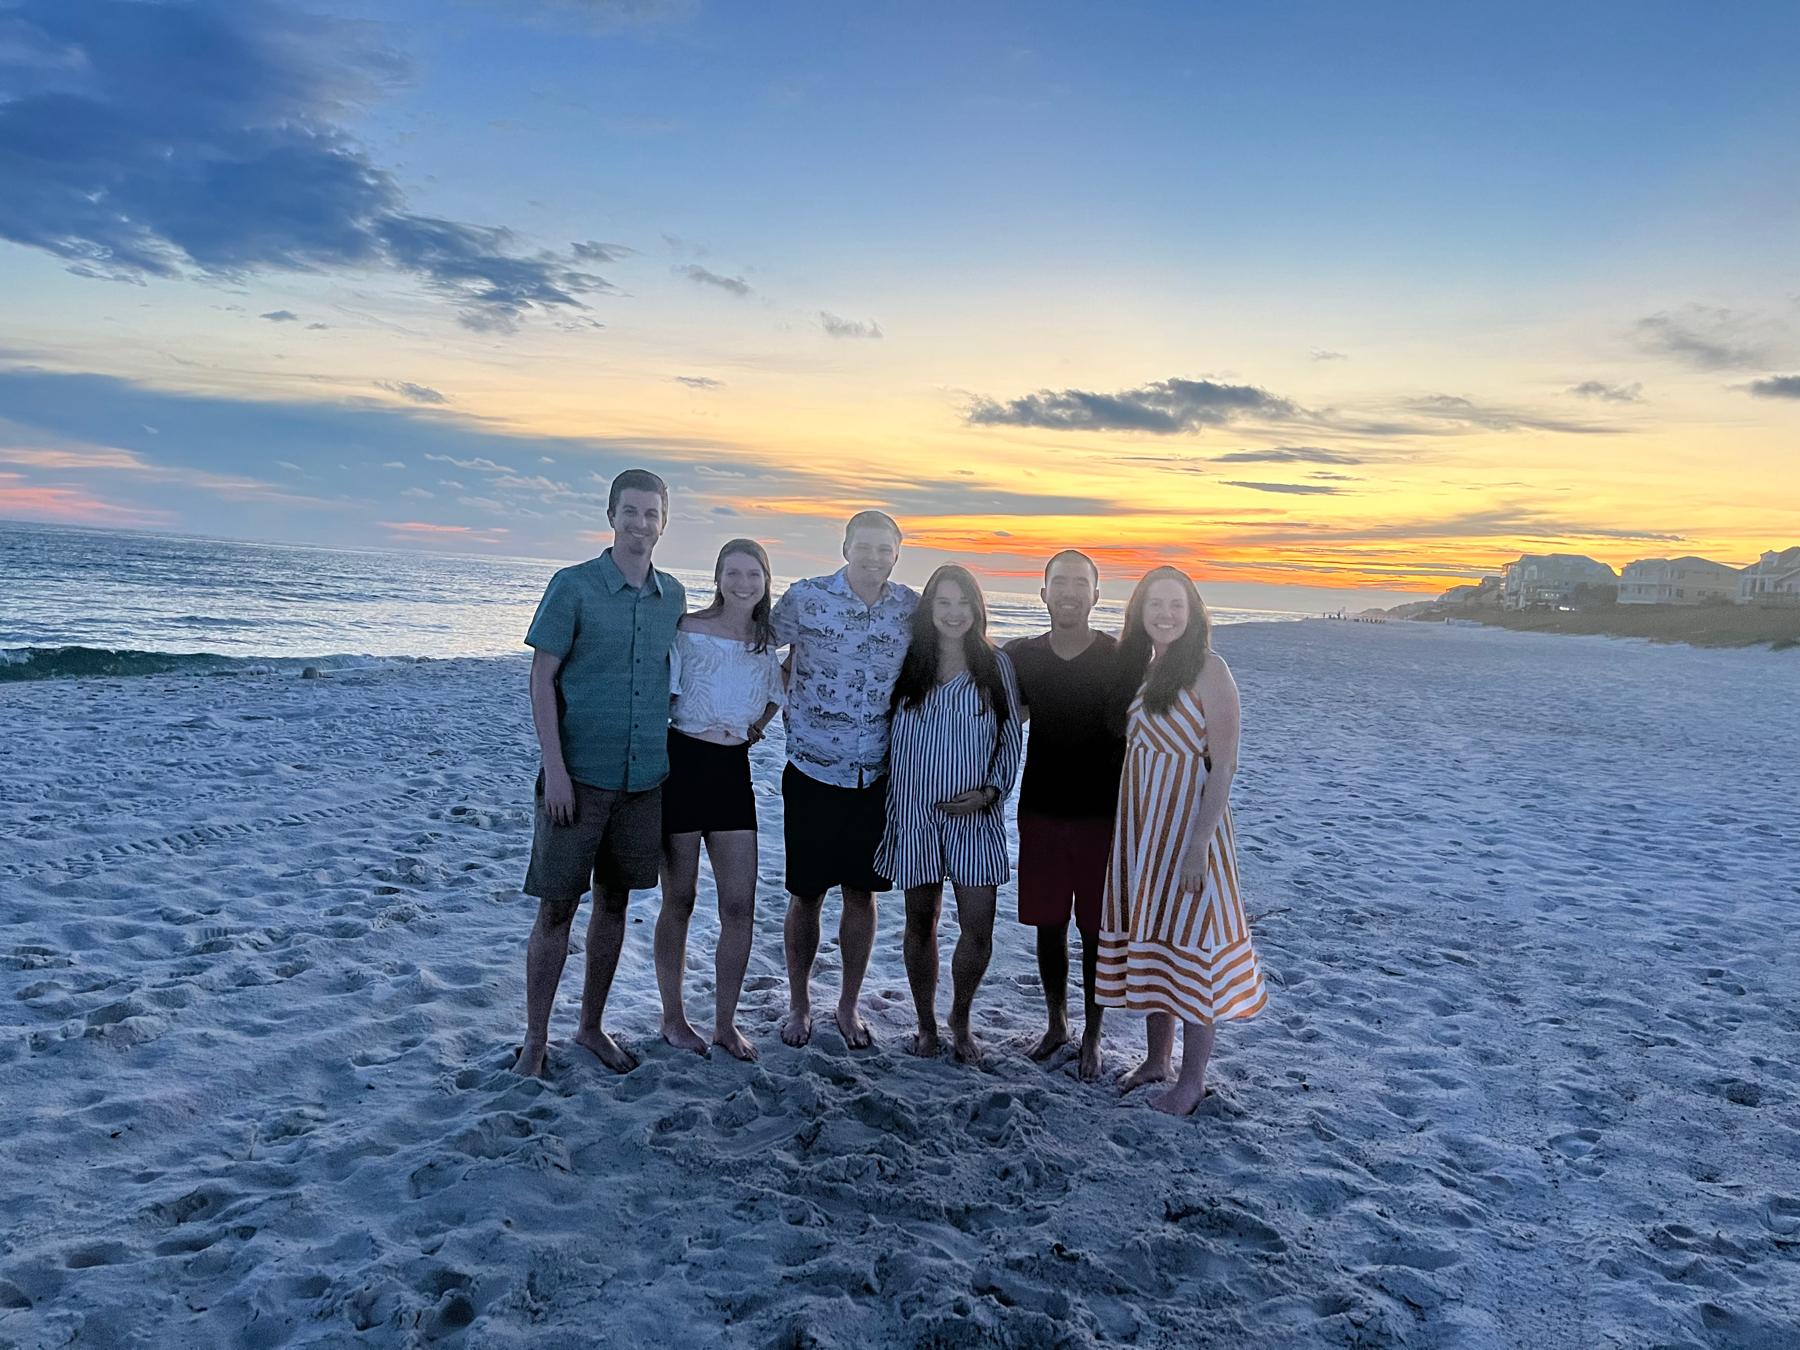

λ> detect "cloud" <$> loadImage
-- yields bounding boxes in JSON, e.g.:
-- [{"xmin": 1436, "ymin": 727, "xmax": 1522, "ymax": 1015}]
[
  {"xmin": 375, "ymin": 380, "xmax": 449, "ymax": 405},
  {"xmin": 1630, "ymin": 306, "xmax": 1781, "ymax": 371},
  {"xmin": 1745, "ymin": 374, "xmax": 1800, "ymax": 400},
  {"xmin": 1309, "ymin": 348, "xmax": 1348, "ymax": 361},
  {"xmin": 1211, "ymin": 446, "xmax": 1362, "ymax": 465},
  {"xmin": 674, "ymin": 375, "xmax": 724, "ymax": 390},
  {"xmin": 259, "ymin": 310, "xmax": 300, "ymax": 323},
  {"xmin": 381, "ymin": 460, "xmax": 406, "ymax": 469},
  {"xmin": 1567, "ymin": 380, "xmax": 1643, "ymax": 403},
  {"xmin": 400, "ymin": 486, "xmax": 433, "ymax": 499},
  {"xmin": 0, "ymin": 471, "xmax": 167, "ymax": 525},
  {"xmin": 305, "ymin": 322, "xmax": 329, "ymax": 330},
  {"xmin": 424, "ymin": 453, "xmax": 515, "ymax": 473},
  {"xmin": 820, "ymin": 311, "xmax": 883, "ymax": 340},
  {"xmin": 968, "ymin": 377, "xmax": 1296, "ymax": 434},
  {"xmin": 1406, "ymin": 395, "xmax": 1621, "ymax": 435},
  {"xmin": 572, "ymin": 240, "xmax": 633, "ymax": 263},
  {"xmin": 677, "ymin": 264, "xmax": 751, "ymax": 297},
  {"xmin": 0, "ymin": 0, "xmax": 614, "ymax": 331},
  {"xmin": 1223, "ymin": 481, "xmax": 1343, "ymax": 495}
]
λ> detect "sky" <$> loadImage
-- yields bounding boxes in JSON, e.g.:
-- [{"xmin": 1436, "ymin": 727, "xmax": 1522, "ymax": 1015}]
[{"xmin": 2, "ymin": 0, "xmax": 1798, "ymax": 608}]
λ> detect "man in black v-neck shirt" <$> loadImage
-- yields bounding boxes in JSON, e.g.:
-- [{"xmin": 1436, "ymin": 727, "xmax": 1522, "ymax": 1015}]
[{"xmin": 1004, "ymin": 550, "xmax": 1127, "ymax": 1080}]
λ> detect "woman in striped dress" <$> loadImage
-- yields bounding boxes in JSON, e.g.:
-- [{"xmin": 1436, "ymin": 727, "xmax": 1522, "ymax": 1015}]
[
  {"xmin": 877, "ymin": 564, "xmax": 1022, "ymax": 1064},
  {"xmin": 1098, "ymin": 566, "xmax": 1267, "ymax": 1115}
]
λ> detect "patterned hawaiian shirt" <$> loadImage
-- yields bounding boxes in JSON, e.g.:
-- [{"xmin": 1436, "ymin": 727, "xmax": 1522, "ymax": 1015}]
[{"xmin": 770, "ymin": 567, "xmax": 919, "ymax": 788}]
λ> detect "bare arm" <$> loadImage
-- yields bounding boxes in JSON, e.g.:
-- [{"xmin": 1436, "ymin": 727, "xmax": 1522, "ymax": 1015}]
[
  {"xmin": 1180, "ymin": 655, "xmax": 1241, "ymax": 889},
  {"xmin": 530, "ymin": 648, "xmax": 576, "ymax": 824}
]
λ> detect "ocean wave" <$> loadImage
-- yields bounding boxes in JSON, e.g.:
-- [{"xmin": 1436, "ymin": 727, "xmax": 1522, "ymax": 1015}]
[{"xmin": 0, "ymin": 647, "xmax": 422, "ymax": 683}]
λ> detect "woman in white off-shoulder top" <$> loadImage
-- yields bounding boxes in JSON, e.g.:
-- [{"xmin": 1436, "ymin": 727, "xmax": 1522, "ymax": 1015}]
[{"xmin": 656, "ymin": 538, "xmax": 784, "ymax": 1062}]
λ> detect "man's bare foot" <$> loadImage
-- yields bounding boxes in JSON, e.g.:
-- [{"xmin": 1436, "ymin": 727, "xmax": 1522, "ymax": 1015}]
[
  {"xmin": 780, "ymin": 1007, "xmax": 813, "ymax": 1047},
  {"xmin": 1150, "ymin": 1080, "xmax": 1207, "ymax": 1116},
  {"xmin": 713, "ymin": 1025, "xmax": 759, "ymax": 1062},
  {"xmin": 1077, "ymin": 1033, "xmax": 1104, "ymax": 1082},
  {"xmin": 661, "ymin": 1017, "xmax": 709, "ymax": 1057},
  {"xmin": 1118, "ymin": 1058, "xmax": 1171, "ymax": 1094},
  {"xmin": 571, "ymin": 1027, "xmax": 638, "ymax": 1074},
  {"xmin": 1026, "ymin": 1022, "xmax": 1070, "ymax": 1062},
  {"xmin": 835, "ymin": 1001, "xmax": 874, "ymax": 1050},
  {"xmin": 950, "ymin": 1024, "xmax": 983, "ymax": 1066},
  {"xmin": 512, "ymin": 1039, "xmax": 549, "ymax": 1078},
  {"xmin": 908, "ymin": 1025, "xmax": 942, "ymax": 1058}
]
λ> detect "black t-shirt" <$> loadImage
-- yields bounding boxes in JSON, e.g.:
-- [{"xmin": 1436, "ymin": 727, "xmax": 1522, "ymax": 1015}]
[{"xmin": 1004, "ymin": 631, "xmax": 1128, "ymax": 819}]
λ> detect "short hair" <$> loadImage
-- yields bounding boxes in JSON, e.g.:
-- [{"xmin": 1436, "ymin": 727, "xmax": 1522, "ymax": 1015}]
[
  {"xmin": 607, "ymin": 468, "xmax": 668, "ymax": 515},
  {"xmin": 1043, "ymin": 549, "xmax": 1099, "ymax": 586},
  {"xmin": 843, "ymin": 510, "xmax": 902, "ymax": 547}
]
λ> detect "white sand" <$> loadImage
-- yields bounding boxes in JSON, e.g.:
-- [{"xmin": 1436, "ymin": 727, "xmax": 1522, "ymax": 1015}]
[{"xmin": 2, "ymin": 621, "xmax": 1796, "ymax": 1348}]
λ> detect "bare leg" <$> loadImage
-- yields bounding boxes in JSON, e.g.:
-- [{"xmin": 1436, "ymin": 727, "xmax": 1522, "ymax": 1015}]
[
  {"xmin": 1077, "ymin": 928, "xmax": 1105, "ymax": 1081},
  {"xmin": 654, "ymin": 835, "xmax": 708, "ymax": 1056},
  {"xmin": 1119, "ymin": 1010, "xmax": 1175, "ymax": 1094},
  {"xmin": 514, "ymin": 896, "xmax": 578, "ymax": 1077},
  {"xmin": 570, "ymin": 884, "xmax": 637, "ymax": 1073},
  {"xmin": 834, "ymin": 886, "xmax": 878, "ymax": 1049},
  {"xmin": 706, "ymin": 830, "xmax": 759, "ymax": 1061},
  {"xmin": 947, "ymin": 884, "xmax": 996, "ymax": 1064},
  {"xmin": 902, "ymin": 884, "xmax": 943, "ymax": 1056},
  {"xmin": 1151, "ymin": 1019, "xmax": 1217, "ymax": 1115},
  {"xmin": 782, "ymin": 891, "xmax": 824, "ymax": 1046},
  {"xmin": 1027, "ymin": 922, "xmax": 1071, "ymax": 1060}
]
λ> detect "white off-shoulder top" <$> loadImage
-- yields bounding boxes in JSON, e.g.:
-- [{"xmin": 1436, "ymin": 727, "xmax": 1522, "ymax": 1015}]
[{"xmin": 669, "ymin": 629, "xmax": 785, "ymax": 739}]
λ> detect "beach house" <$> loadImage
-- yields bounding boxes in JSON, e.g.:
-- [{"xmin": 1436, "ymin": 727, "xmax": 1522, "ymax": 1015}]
[
  {"xmin": 1737, "ymin": 546, "xmax": 1800, "ymax": 605},
  {"xmin": 1499, "ymin": 554, "xmax": 1618, "ymax": 610},
  {"xmin": 1617, "ymin": 556, "xmax": 1742, "ymax": 605}
]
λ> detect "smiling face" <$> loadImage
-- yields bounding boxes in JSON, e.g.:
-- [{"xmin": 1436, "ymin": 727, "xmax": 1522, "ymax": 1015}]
[
  {"xmin": 843, "ymin": 524, "xmax": 899, "ymax": 589},
  {"xmin": 1042, "ymin": 556, "xmax": 1098, "ymax": 629},
  {"xmin": 1141, "ymin": 576, "xmax": 1190, "ymax": 651},
  {"xmin": 931, "ymin": 576, "xmax": 975, "ymax": 641},
  {"xmin": 608, "ymin": 487, "xmax": 665, "ymax": 558},
  {"xmin": 716, "ymin": 550, "xmax": 767, "ymax": 609}
]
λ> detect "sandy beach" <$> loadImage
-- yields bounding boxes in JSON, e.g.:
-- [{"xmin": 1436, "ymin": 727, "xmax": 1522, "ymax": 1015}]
[{"xmin": 3, "ymin": 619, "xmax": 1796, "ymax": 1348}]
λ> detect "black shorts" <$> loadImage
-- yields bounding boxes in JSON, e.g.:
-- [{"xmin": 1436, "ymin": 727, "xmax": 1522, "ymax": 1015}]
[
  {"xmin": 663, "ymin": 729, "xmax": 757, "ymax": 836},
  {"xmin": 523, "ymin": 772, "xmax": 661, "ymax": 905},
  {"xmin": 781, "ymin": 763, "xmax": 893, "ymax": 897}
]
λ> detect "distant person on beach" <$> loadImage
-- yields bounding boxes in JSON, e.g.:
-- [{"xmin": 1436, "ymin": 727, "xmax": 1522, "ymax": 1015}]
[
  {"xmin": 1099, "ymin": 566, "xmax": 1268, "ymax": 1115},
  {"xmin": 1004, "ymin": 550, "xmax": 1126, "ymax": 1080},
  {"xmin": 513, "ymin": 468, "xmax": 686, "ymax": 1077},
  {"xmin": 656, "ymin": 539, "xmax": 784, "ymax": 1062},
  {"xmin": 878, "ymin": 564, "xmax": 1022, "ymax": 1064},
  {"xmin": 769, "ymin": 510, "xmax": 918, "ymax": 1048}
]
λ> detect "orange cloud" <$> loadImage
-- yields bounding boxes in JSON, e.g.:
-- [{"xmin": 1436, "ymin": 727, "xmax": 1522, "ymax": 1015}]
[{"xmin": 0, "ymin": 473, "xmax": 168, "ymax": 525}]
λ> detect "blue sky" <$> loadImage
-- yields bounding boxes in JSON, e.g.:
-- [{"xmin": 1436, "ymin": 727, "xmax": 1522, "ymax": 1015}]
[{"xmin": 2, "ymin": 0, "xmax": 1797, "ymax": 603}]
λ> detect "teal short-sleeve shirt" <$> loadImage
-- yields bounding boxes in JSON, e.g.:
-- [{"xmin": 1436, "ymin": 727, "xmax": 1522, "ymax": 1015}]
[{"xmin": 526, "ymin": 550, "xmax": 686, "ymax": 791}]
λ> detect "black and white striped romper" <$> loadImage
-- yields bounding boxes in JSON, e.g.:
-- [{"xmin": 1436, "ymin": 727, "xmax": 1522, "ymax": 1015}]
[{"xmin": 874, "ymin": 654, "xmax": 1023, "ymax": 889}]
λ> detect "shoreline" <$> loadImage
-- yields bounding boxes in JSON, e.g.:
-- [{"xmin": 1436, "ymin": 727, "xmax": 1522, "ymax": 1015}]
[{"xmin": 1384, "ymin": 601, "xmax": 1800, "ymax": 650}]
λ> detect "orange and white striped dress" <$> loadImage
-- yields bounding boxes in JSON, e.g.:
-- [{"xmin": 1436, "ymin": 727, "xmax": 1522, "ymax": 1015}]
[{"xmin": 1096, "ymin": 683, "xmax": 1268, "ymax": 1025}]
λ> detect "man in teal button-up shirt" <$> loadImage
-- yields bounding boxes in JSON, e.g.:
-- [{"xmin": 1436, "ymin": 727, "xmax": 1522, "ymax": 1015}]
[{"xmin": 514, "ymin": 468, "xmax": 685, "ymax": 1078}]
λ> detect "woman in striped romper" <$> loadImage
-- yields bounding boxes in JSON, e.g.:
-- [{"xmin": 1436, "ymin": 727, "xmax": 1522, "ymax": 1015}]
[{"xmin": 877, "ymin": 564, "xmax": 1023, "ymax": 1064}]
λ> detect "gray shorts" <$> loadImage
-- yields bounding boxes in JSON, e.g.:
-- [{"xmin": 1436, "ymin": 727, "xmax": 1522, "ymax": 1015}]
[{"xmin": 523, "ymin": 775, "xmax": 662, "ymax": 905}]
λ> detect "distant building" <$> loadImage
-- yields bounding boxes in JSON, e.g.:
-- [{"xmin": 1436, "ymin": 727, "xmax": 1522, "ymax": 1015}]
[
  {"xmin": 1500, "ymin": 554, "xmax": 1617, "ymax": 610},
  {"xmin": 1737, "ymin": 546, "xmax": 1800, "ymax": 605},
  {"xmin": 1617, "ymin": 556, "xmax": 1741, "ymax": 606},
  {"xmin": 1437, "ymin": 575, "xmax": 1502, "ymax": 606}
]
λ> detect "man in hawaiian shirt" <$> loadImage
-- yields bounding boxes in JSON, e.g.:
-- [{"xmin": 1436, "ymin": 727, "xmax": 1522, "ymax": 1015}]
[{"xmin": 769, "ymin": 510, "xmax": 918, "ymax": 1048}]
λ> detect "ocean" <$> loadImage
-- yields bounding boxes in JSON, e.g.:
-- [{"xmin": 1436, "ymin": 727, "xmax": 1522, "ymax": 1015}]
[{"xmin": 0, "ymin": 521, "xmax": 1304, "ymax": 681}]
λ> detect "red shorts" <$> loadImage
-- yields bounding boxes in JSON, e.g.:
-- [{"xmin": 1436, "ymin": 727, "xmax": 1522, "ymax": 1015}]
[{"xmin": 1016, "ymin": 811, "xmax": 1113, "ymax": 935}]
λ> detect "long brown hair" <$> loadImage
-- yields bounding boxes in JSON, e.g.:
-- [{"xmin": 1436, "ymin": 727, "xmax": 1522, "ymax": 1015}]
[
  {"xmin": 890, "ymin": 563, "xmax": 1011, "ymax": 727},
  {"xmin": 1117, "ymin": 566, "xmax": 1211, "ymax": 716},
  {"xmin": 693, "ymin": 538, "xmax": 776, "ymax": 652}
]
